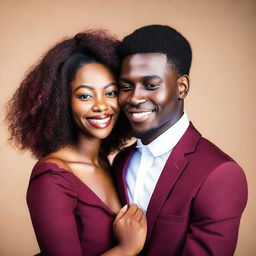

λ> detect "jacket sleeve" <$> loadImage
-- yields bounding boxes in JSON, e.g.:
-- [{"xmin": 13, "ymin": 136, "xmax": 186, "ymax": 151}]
[
  {"xmin": 27, "ymin": 170, "xmax": 83, "ymax": 256},
  {"xmin": 181, "ymin": 161, "xmax": 247, "ymax": 256}
]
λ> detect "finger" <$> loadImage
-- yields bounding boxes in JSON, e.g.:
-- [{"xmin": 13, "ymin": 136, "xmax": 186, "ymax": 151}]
[
  {"xmin": 139, "ymin": 212, "xmax": 147, "ymax": 224},
  {"xmin": 126, "ymin": 203, "xmax": 138, "ymax": 215},
  {"xmin": 114, "ymin": 204, "xmax": 128, "ymax": 224},
  {"xmin": 134, "ymin": 208, "xmax": 143, "ymax": 221}
]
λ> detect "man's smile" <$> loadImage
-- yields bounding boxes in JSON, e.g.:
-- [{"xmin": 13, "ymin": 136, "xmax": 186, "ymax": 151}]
[{"xmin": 127, "ymin": 110, "xmax": 154, "ymax": 123}]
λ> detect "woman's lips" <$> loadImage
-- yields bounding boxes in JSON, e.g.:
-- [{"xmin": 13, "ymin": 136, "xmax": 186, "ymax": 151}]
[{"xmin": 86, "ymin": 114, "xmax": 113, "ymax": 128}]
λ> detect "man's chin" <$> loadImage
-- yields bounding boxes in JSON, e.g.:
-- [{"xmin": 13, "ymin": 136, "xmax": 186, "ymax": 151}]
[{"xmin": 132, "ymin": 127, "xmax": 158, "ymax": 143}]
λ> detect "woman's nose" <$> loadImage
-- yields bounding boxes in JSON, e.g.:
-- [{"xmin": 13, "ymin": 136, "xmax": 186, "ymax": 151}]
[{"xmin": 92, "ymin": 98, "xmax": 109, "ymax": 112}]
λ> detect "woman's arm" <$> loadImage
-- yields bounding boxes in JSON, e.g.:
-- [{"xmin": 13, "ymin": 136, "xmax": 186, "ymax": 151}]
[
  {"xmin": 27, "ymin": 170, "xmax": 147, "ymax": 256},
  {"xmin": 27, "ymin": 170, "xmax": 83, "ymax": 256}
]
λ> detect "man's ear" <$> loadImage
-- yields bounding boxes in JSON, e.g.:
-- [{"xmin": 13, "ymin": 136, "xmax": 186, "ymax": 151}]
[{"xmin": 177, "ymin": 75, "xmax": 190, "ymax": 99}]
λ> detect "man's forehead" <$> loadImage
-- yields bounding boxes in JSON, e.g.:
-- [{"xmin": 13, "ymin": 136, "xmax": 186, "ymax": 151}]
[{"xmin": 121, "ymin": 53, "xmax": 168, "ymax": 76}]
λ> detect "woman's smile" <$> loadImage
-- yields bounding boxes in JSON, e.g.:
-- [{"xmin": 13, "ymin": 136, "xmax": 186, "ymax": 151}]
[
  {"xmin": 86, "ymin": 114, "xmax": 113, "ymax": 128},
  {"xmin": 71, "ymin": 62, "xmax": 119, "ymax": 139}
]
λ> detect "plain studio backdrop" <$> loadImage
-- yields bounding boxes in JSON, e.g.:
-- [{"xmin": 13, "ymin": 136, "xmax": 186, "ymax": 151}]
[{"xmin": 0, "ymin": 0, "xmax": 255, "ymax": 255}]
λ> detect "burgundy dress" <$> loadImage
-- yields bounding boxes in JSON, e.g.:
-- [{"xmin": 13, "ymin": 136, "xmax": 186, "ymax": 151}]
[{"xmin": 27, "ymin": 162, "xmax": 117, "ymax": 256}]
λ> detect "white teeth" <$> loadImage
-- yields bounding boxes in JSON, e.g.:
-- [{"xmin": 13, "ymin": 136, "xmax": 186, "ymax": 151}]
[
  {"xmin": 89, "ymin": 117, "xmax": 110, "ymax": 124},
  {"xmin": 132, "ymin": 111, "xmax": 152, "ymax": 118}
]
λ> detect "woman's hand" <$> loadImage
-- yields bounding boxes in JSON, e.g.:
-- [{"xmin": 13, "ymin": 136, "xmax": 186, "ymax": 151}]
[{"xmin": 113, "ymin": 204, "xmax": 147, "ymax": 256}]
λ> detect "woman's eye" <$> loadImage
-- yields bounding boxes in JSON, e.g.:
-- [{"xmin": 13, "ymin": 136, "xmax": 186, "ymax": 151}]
[
  {"xmin": 145, "ymin": 83, "xmax": 160, "ymax": 90},
  {"xmin": 78, "ymin": 94, "xmax": 92, "ymax": 100},
  {"xmin": 105, "ymin": 91, "xmax": 118, "ymax": 97}
]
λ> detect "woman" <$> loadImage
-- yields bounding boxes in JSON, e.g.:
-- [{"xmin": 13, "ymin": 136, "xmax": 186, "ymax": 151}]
[{"xmin": 6, "ymin": 30, "xmax": 147, "ymax": 256}]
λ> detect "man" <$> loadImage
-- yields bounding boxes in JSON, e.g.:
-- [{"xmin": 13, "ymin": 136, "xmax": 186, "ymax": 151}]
[{"xmin": 113, "ymin": 25, "xmax": 247, "ymax": 255}]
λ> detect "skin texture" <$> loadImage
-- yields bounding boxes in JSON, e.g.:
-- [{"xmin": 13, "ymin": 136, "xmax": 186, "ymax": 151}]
[
  {"xmin": 102, "ymin": 204, "xmax": 147, "ymax": 256},
  {"xmin": 40, "ymin": 62, "xmax": 147, "ymax": 256},
  {"xmin": 71, "ymin": 63, "xmax": 119, "ymax": 140},
  {"xmin": 119, "ymin": 53, "xmax": 189, "ymax": 144}
]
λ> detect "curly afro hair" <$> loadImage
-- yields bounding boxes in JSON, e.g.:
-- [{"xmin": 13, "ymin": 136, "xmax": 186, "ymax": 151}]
[
  {"xmin": 119, "ymin": 24, "xmax": 192, "ymax": 75},
  {"xmin": 6, "ymin": 30, "xmax": 131, "ymax": 158}
]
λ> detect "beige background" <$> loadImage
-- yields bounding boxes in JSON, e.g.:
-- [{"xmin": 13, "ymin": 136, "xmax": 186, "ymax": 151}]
[{"xmin": 1, "ymin": 0, "xmax": 255, "ymax": 255}]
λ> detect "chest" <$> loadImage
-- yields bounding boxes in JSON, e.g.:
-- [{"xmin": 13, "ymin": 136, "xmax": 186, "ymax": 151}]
[{"xmin": 70, "ymin": 163, "xmax": 121, "ymax": 214}]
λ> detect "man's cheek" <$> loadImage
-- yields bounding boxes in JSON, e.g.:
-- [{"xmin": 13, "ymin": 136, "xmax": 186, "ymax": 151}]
[{"xmin": 118, "ymin": 95, "xmax": 127, "ymax": 106}]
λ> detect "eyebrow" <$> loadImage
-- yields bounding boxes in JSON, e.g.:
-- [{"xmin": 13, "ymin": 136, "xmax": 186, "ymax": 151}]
[
  {"xmin": 74, "ymin": 82, "xmax": 117, "ymax": 92},
  {"xmin": 119, "ymin": 77, "xmax": 132, "ymax": 84},
  {"xmin": 74, "ymin": 85, "xmax": 94, "ymax": 92},
  {"xmin": 142, "ymin": 75, "xmax": 163, "ymax": 81},
  {"xmin": 119, "ymin": 75, "xmax": 163, "ymax": 83},
  {"xmin": 104, "ymin": 82, "xmax": 118, "ymax": 89}
]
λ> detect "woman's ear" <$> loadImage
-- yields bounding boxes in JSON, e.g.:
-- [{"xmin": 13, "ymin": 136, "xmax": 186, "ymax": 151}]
[{"xmin": 177, "ymin": 75, "xmax": 190, "ymax": 99}]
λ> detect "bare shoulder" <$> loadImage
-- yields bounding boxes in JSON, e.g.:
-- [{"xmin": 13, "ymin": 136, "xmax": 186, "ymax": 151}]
[{"xmin": 40, "ymin": 152, "xmax": 72, "ymax": 172}]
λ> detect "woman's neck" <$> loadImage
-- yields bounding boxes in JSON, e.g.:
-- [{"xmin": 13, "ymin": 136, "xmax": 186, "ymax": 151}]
[{"xmin": 71, "ymin": 132, "xmax": 102, "ymax": 166}]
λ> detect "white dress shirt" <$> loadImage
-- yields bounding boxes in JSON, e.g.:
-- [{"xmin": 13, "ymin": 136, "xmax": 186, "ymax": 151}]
[{"xmin": 126, "ymin": 112, "xmax": 190, "ymax": 212}]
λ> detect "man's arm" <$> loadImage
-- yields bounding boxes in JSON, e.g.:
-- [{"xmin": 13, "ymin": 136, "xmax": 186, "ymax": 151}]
[{"xmin": 181, "ymin": 161, "xmax": 247, "ymax": 256}]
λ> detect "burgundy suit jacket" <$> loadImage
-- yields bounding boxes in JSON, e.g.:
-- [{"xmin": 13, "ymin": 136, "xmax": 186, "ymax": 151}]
[{"xmin": 113, "ymin": 123, "xmax": 247, "ymax": 256}]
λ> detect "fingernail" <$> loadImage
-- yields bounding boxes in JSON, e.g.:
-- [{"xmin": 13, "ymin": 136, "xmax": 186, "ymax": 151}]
[{"xmin": 122, "ymin": 204, "xmax": 128, "ymax": 210}]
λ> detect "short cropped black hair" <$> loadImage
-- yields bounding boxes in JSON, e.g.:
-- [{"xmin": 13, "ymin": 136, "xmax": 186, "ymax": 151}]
[{"xmin": 119, "ymin": 24, "xmax": 192, "ymax": 75}]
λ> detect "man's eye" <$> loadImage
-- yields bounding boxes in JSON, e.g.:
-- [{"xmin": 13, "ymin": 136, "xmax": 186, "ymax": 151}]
[
  {"xmin": 145, "ymin": 83, "xmax": 160, "ymax": 90},
  {"xmin": 105, "ymin": 91, "xmax": 118, "ymax": 97},
  {"xmin": 78, "ymin": 94, "xmax": 92, "ymax": 100},
  {"xmin": 120, "ymin": 85, "xmax": 132, "ymax": 91}
]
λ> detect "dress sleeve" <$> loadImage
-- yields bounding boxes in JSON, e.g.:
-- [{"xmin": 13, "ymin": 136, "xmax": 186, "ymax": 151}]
[
  {"xmin": 181, "ymin": 161, "xmax": 248, "ymax": 256},
  {"xmin": 27, "ymin": 169, "xmax": 83, "ymax": 256}
]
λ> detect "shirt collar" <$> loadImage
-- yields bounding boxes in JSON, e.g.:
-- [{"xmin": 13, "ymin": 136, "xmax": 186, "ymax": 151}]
[{"xmin": 136, "ymin": 112, "xmax": 189, "ymax": 157}]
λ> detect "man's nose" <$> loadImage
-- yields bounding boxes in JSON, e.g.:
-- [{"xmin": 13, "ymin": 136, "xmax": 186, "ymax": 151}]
[{"xmin": 127, "ymin": 86, "xmax": 146, "ymax": 105}]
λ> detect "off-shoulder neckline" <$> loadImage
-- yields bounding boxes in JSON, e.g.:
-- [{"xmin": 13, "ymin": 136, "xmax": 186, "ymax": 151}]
[{"xmin": 34, "ymin": 161, "xmax": 118, "ymax": 216}]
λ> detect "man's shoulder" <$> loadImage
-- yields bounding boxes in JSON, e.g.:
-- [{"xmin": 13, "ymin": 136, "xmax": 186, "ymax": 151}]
[
  {"xmin": 185, "ymin": 123, "xmax": 239, "ymax": 168},
  {"xmin": 198, "ymin": 135, "xmax": 236, "ymax": 164},
  {"xmin": 176, "ymin": 124, "xmax": 245, "ymax": 190}
]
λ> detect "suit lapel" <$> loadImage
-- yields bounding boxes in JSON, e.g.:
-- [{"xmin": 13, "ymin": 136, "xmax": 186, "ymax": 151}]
[
  {"xmin": 145, "ymin": 123, "xmax": 201, "ymax": 242},
  {"xmin": 115, "ymin": 145, "xmax": 136, "ymax": 205}
]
